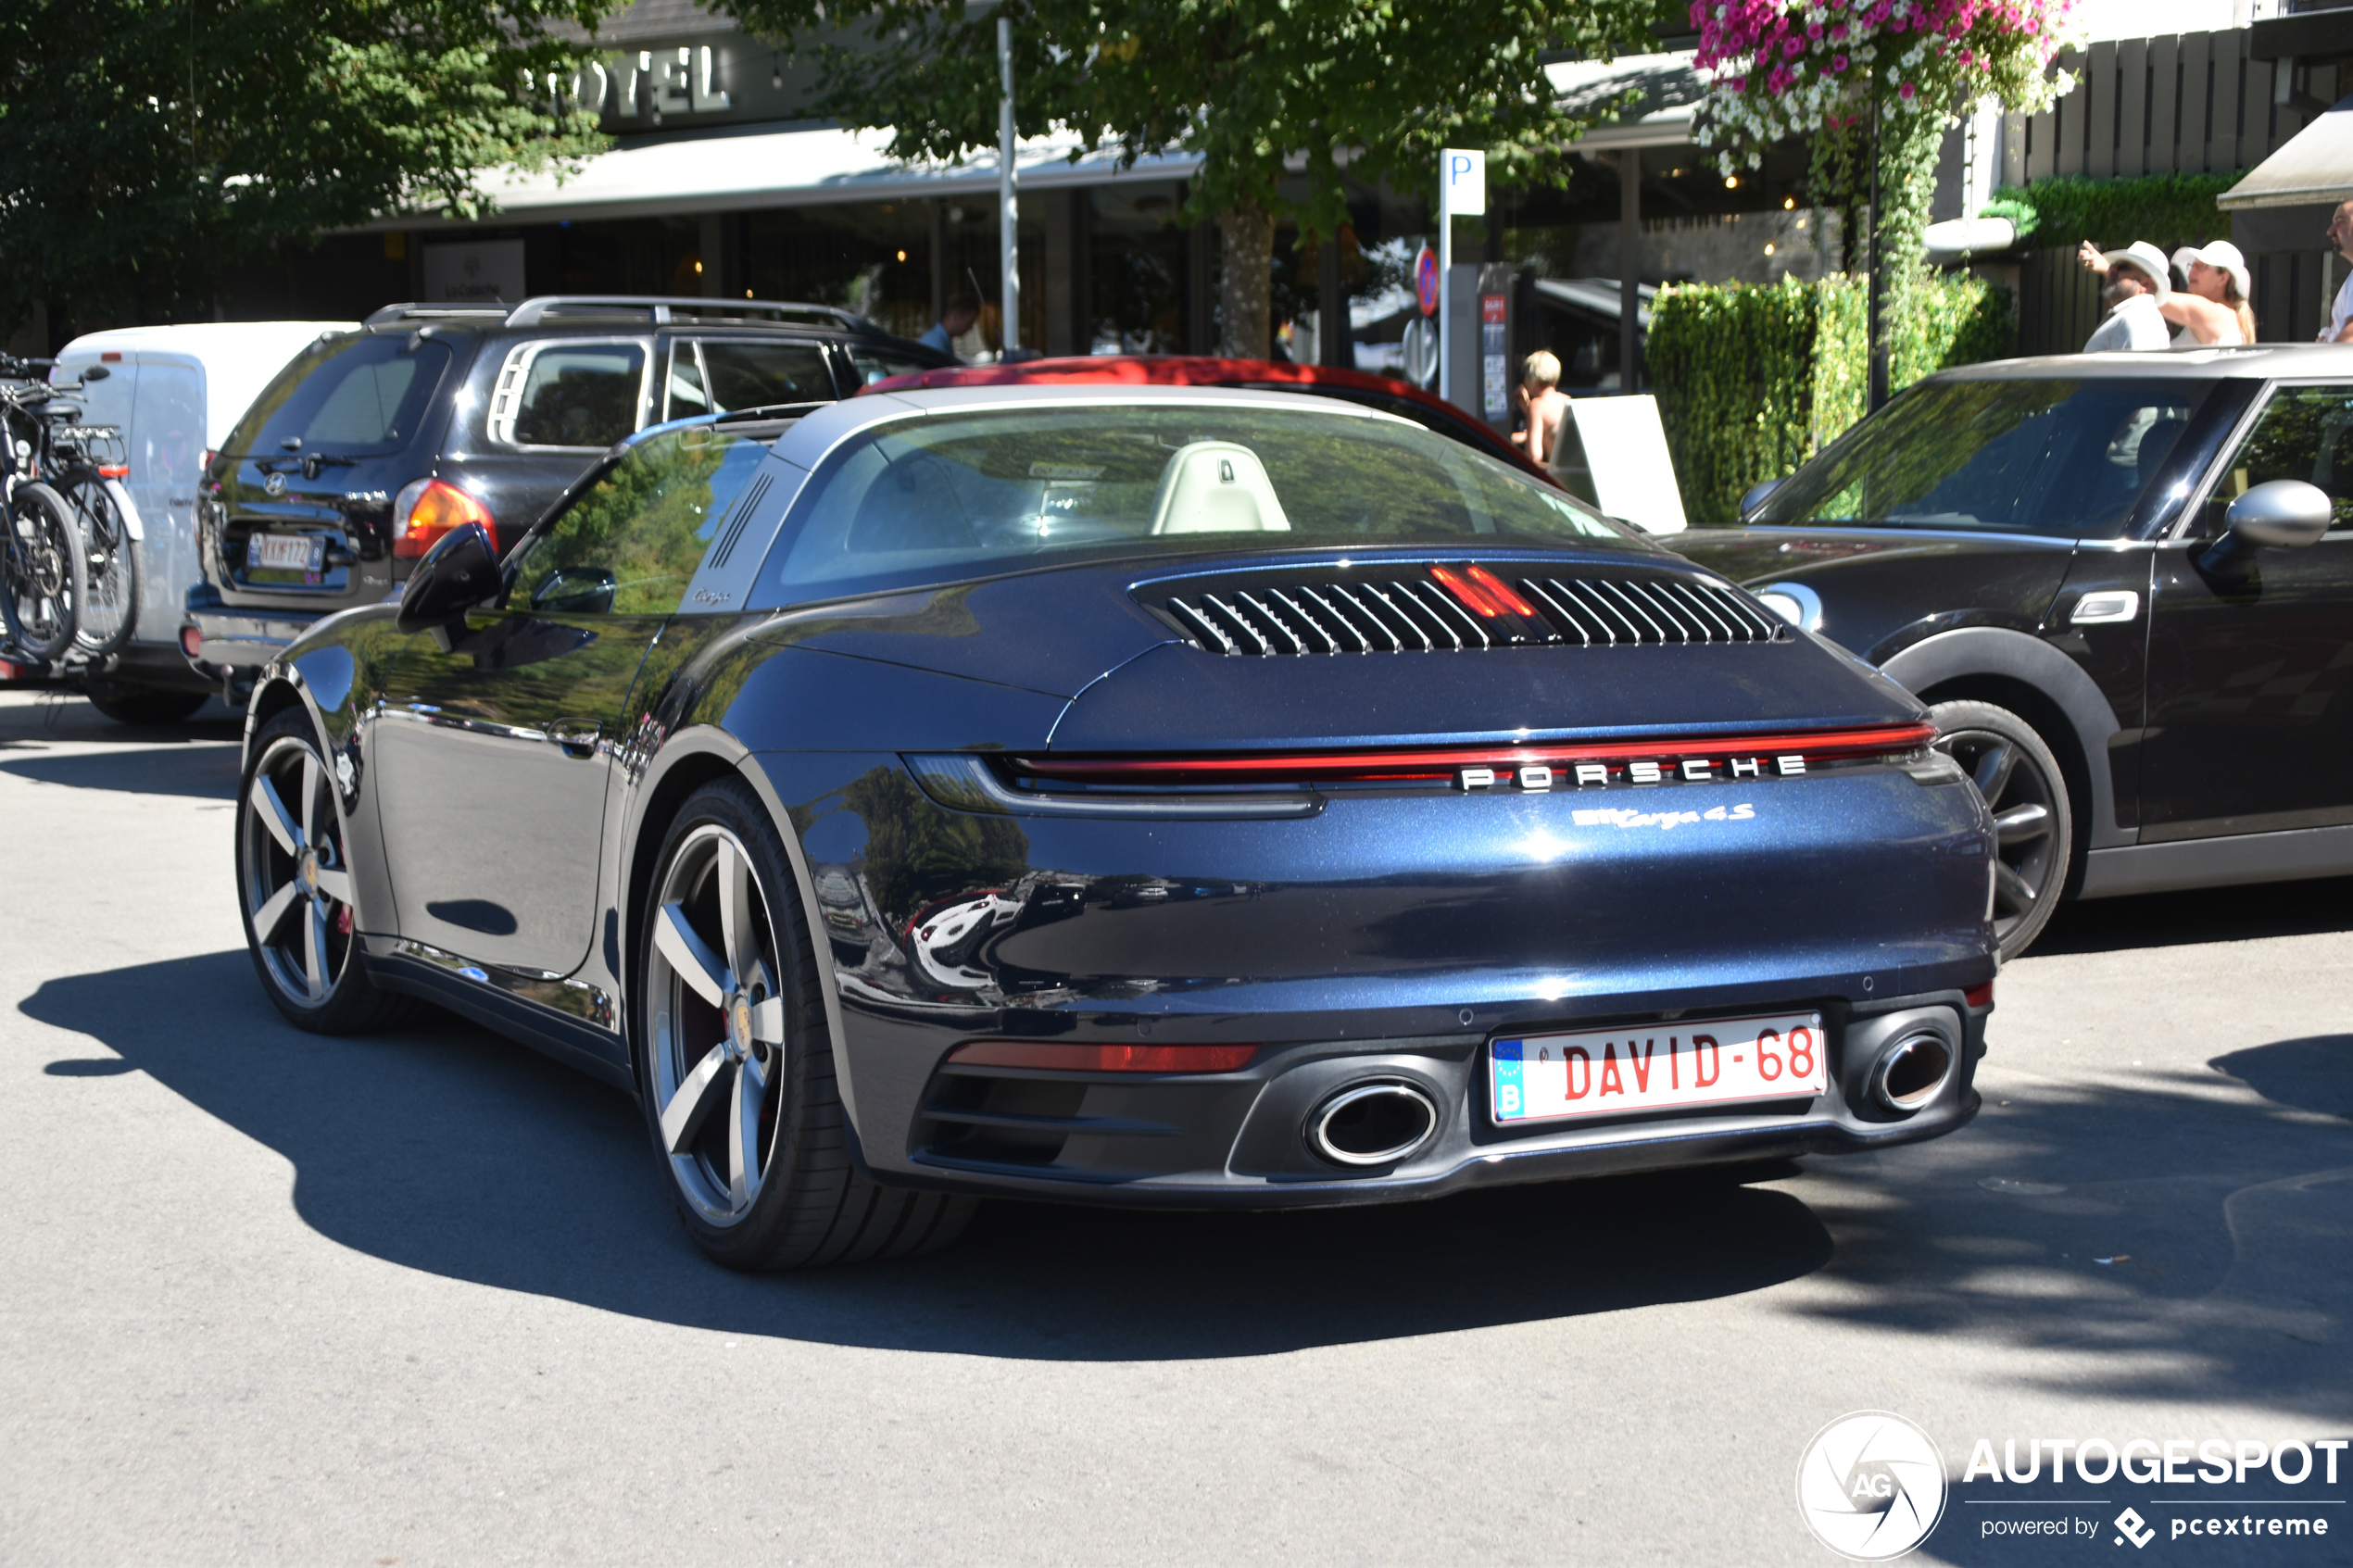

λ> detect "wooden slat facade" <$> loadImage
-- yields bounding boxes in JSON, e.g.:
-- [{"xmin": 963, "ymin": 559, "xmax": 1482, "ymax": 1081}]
[{"xmin": 2019, "ymin": 29, "xmax": 2299, "ymax": 184}]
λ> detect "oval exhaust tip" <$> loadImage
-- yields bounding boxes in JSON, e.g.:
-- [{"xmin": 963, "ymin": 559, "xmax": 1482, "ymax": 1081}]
[
  {"xmin": 1871, "ymin": 1033, "xmax": 1955, "ymax": 1114},
  {"xmin": 1308, "ymin": 1082, "xmax": 1439, "ymax": 1167}
]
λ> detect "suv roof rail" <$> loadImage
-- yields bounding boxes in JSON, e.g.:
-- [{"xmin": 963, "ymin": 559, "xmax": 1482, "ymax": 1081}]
[
  {"xmin": 497, "ymin": 295, "xmax": 887, "ymax": 333},
  {"xmin": 363, "ymin": 302, "xmax": 511, "ymax": 326}
]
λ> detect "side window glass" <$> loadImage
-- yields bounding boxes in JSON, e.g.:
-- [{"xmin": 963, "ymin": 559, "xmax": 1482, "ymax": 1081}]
[
  {"xmin": 2203, "ymin": 385, "xmax": 2353, "ymax": 534},
  {"xmin": 698, "ymin": 340, "xmax": 837, "ymax": 410},
  {"xmin": 665, "ymin": 343, "xmax": 710, "ymax": 421},
  {"xmin": 849, "ymin": 347, "xmax": 931, "ymax": 385},
  {"xmin": 505, "ymin": 343, "xmax": 647, "ymax": 448},
  {"xmin": 508, "ymin": 428, "xmax": 770, "ymax": 616}
]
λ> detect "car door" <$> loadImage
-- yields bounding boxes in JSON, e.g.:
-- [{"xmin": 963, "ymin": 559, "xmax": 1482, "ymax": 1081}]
[
  {"xmin": 2141, "ymin": 382, "xmax": 2353, "ymax": 840},
  {"xmin": 371, "ymin": 423, "xmax": 774, "ymax": 973}
]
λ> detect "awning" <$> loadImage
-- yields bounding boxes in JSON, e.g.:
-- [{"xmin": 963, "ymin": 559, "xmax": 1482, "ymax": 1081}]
[
  {"xmin": 2219, "ymin": 91, "xmax": 2353, "ymax": 211},
  {"xmin": 361, "ymin": 123, "xmax": 1202, "ymax": 230},
  {"xmin": 1545, "ymin": 51, "xmax": 1704, "ymax": 150}
]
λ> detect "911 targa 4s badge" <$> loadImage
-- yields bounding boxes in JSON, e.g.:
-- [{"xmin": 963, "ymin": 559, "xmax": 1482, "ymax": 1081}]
[{"xmin": 233, "ymin": 385, "xmax": 1998, "ymax": 1271}]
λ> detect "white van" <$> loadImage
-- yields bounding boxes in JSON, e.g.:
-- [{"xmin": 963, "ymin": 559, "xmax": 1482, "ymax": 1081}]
[{"xmin": 48, "ymin": 321, "xmax": 356, "ymax": 721}]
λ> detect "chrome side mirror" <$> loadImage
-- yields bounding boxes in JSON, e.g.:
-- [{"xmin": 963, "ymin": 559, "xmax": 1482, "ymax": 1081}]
[
  {"xmin": 2202, "ymin": 479, "xmax": 2334, "ymax": 578},
  {"xmin": 1738, "ymin": 477, "xmax": 1785, "ymax": 519}
]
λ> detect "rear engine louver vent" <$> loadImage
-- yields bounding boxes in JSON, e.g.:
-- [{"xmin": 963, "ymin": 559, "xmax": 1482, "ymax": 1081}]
[{"xmin": 1155, "ymin": 571, "xmax": 1785, "ymax": 656}]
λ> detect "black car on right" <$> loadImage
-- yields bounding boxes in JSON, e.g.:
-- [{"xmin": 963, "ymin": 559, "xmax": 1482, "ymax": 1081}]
[{"xmin": 1675, "ymin": 346, "xmax": 2352, "ymax": 957}]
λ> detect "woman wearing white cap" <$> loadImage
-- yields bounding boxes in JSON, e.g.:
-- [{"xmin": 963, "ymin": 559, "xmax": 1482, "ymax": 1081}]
[{"xmin": 2077, "ymin": 239, "xmax": 2251, "ymax": 345}]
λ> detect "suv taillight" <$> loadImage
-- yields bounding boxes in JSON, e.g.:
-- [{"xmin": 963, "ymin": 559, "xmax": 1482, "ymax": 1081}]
[{"xmin": 392, "ymin": 478, "xmax": 497, "ymax": 558}]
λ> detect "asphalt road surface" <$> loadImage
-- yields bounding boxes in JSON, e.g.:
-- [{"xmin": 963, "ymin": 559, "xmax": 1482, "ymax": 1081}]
[{"xmin": 2, "ymin": 687, "xmax": 2346, "ymax": 1566}]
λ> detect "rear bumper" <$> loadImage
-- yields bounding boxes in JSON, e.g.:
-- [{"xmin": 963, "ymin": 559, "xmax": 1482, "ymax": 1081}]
[
  {"xmin": 183, "ymin": 584, "xmax": 328, "ymax": 675},
  {"xmin": 844, "ymin": 992, "xmax": 1988, "ymax": 1208}
]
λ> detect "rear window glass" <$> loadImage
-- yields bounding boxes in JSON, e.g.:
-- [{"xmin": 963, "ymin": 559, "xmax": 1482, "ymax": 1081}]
[
  {"xmin": 1755, "ymin": 377, "xmax": 2215, "ymax": 539},
  {"xmin": 510, "ymin": 344, "xmax": 646, "ymax": 448},
  {"xmin": 221, "ymin": 333, "xmax": 453, "ymax": 458},
  {"xmin": 759, "ymin": 402, "xmax": 1636, "ymax": 603}
]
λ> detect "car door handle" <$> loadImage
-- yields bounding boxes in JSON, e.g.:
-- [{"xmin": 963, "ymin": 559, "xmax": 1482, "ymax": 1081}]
[{"xmin": 549, "ymin": 718, "xmax": 602, "ymax": 758}]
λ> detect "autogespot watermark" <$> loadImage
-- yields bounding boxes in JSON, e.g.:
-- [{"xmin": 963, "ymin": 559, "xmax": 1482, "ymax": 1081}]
[{"xmin": 1797, "ymin": 1415, "xmax": 2349, "ymax": 1559}]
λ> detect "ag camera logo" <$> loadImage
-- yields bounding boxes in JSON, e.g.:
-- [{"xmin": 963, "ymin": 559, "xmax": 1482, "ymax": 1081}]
[{"xmin": 1797, "ymin": 1411, "xmax": 1949, "ymax": 1561}]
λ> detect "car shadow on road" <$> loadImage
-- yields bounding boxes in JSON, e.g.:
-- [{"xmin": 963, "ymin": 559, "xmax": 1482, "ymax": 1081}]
[
  {"xmin": 2032, "ymin": 874, "xmax": 2353, "ymax": 955},
  {"xmin": 24, "ymin": 950, "xmax": 1834, "ymax": 1360},
  {"xmin": 0, "ymin": 745, "xmax": 240, "ymax": 799}
]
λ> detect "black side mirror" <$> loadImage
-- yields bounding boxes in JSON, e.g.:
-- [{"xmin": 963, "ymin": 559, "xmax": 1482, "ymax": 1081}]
[
  {"xmin": 2200, "ymin": 480, "xmax": 2334, "ymax": 579},
  {"xmin": 395, "ymin": 521, "xmax": 500, "ymax": 637},
  {"xmin": 1738, "ymin": 477, "xmax": 1785, "ymax": 519}
]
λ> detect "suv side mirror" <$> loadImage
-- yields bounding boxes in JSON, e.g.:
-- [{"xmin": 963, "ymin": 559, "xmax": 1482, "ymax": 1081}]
[
  {"xmin": 2201, "ymin": 479, "xmax": 2334, "ymax": 578},
  {"xmin": 395, "ymin": 521, "xmax": 500, "ymax": 636},
  {"xmin": 1739, "ymin": 477, "xmax": 1785, "ymax": 519},
  {"xmin": 528, "ymin": 564, "xmax": 616, "ymax": 615}
]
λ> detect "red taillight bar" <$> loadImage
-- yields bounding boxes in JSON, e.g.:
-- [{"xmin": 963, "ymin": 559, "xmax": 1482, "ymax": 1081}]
[
  {"xmin": 946, "ymin": 1041, "xmax": 1259, "ymax": 1073},
  {"xmin": 1428, "ymin": 564, "xmax": 1503, "ymax": 618},
  {"xmin": 1465, "ymin": 564, "xmax": 1540, "ymax": 618},
  {"xmin": 1010, "ymin": 722, "xmax": 1937, "ymax": 786}
]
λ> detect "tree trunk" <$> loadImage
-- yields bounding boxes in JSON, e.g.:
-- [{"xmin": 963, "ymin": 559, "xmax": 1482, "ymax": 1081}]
[{"xmin": 1217, "ymin": 199, "xmax": 1274, "ymax": 359}]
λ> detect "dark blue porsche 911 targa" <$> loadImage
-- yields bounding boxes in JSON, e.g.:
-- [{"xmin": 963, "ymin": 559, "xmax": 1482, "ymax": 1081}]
[{"xmin": 232, "ymin": 385, "xmax": 1997, "ymax": 1270}]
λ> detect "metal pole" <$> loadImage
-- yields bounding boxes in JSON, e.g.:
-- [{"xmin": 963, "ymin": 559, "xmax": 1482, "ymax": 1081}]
[
  {"xmin": 1867, "ymin": 96, "xmax": 1888, "ymax": 412},
  {"xmin": 1618, "ymin": 148, "xmax": 1640, "ymax": 395},
  {"xmin": 1438, "ymin": 182, "xmax": 1453, "ymax": 404},
  {"xmin": 998, "ymin": 15, "xmax": 1020, "ymax": 353}
]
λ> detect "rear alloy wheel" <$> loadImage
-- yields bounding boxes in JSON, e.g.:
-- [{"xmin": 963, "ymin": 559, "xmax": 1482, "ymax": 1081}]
[
  {"xmin": 1929, "ymin": 699, "xmax": 2072, "ymax": 960},
  {"xmin": 638, "ymin": 779, "xmax": 975, "ymax": 1271},
  {"xmin": 236, "ymin": 710, "xmax": 410, "ymax": 1033}
]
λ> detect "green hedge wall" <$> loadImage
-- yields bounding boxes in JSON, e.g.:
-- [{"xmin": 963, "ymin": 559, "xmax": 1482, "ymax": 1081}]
[
  {"xmin": 1978, "ymin": 170, "xmax": 2242, "ymax": 250},
  {"xmin": 1648, "ymin": 272, "xmax": 2014, "ymax": 524}
]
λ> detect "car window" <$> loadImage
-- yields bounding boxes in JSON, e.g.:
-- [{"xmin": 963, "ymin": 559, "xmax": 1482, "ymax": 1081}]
[
  {"xmin": 848, "ymin": 346, "xmax": 936, "ymax": 386},
  {"xmin": 2197, "ymin": 384, "xmax": 2353, "ymax": 535},
  {"xmin": 508, "ymin": 427, "xmax": 771, "ymax": 616},
  {"xmin": 1754, "ymin": 378, "xmax": 2215, "ymax": 539},
  {"xmin": 220, "ymin": 332, "xmax": 454, "ymax": 458},
  {"xmin": 695, "ymin": 339, "xmax": 837, "ymax": 409},
  {"xmin": 761, "ymin": 403, "xmax": 1639, "ymax": 603},
  {"xmin": 507, "ymin": 343, "xmax": 647, "ymax": 448}
]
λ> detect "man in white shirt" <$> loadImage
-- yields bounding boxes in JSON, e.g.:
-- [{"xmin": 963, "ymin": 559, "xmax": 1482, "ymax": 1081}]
[
  {"xmin": 2082, "ymin": 242, "xmax": 2173, "ymax": 352},
  {"xmin": 2320, "ymin": 201, "xmax": 2353, "ymax": 343}
]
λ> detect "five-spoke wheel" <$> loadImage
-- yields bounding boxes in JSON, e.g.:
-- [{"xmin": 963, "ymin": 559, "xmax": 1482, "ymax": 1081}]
[
  {"xmin": 636, "ymin": 779, "xmax": 975, "ymax": 1270},
  {"xmin": 1929, "ymin": 699, "xmax": 2073, "ymax": 960},
  {"xmin": 236, "ymin": 709, "xmax": 408, "ymax": 1032}
]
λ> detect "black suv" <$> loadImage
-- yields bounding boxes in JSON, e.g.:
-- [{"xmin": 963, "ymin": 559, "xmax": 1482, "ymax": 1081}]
[
  {"xmin": 1675, "ymin": 345, "xmax": 2353, "ymax": 958},
  {"xmin": 182, "ymin": 295, "xmax": 949, "ymax": 697}
]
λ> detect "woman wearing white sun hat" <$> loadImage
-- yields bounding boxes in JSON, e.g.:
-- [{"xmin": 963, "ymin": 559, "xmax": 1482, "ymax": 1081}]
[
  {"xmin": 2168, "ymin": 241, "xmax": 2255, "ymax": 344},
  {"xmin": 2077, "ymin": 239, "xmax": 2246, "ymax": 345}
]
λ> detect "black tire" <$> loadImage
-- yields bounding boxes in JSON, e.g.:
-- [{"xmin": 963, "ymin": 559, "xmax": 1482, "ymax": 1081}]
[
  {"xmin": 635, "ymin": 778, "xmax": 975, "ymax": 1271},
  {"xmin": 1, "ymin": 481, "xmax": 83, "ymax": 663},
  {"xmin": 62, "ymin": 472, "xmax": 137, "ymax": 657},
  {"xmin": 1930, "ymin": 699, "xmax": 2073, "ymax": 960},
  {"xmin": 85, "ymin": 678, "xmax": 208, "ymax": 726},
  {"xmin": 235, "ymin": 709, "xmax": 414, "ymax": 1034}
]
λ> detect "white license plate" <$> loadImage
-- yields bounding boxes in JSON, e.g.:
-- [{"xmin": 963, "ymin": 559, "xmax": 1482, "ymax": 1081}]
[
  {"xmin": 1491, "ymin": 1010, "xmax": 1827, "ymax": 1124},
  {"xmin": 251, "ymin": 533, "xmax": 321, "ymax": 573}
]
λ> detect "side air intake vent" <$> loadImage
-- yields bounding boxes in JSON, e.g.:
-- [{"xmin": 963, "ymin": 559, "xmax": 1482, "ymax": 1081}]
[{"xmin": 1151, "ymin": 567, "xmax": 1784, "ymax": 656}]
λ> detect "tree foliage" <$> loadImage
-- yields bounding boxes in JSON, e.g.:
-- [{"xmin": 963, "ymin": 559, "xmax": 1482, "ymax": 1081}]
[
  {"xmin": 0, "ymin": 0, "xmax": 615, "ymax": 330},
  {"xmin": 718, "ymin": 0, "xmax": 1665, "ymax": 356}
]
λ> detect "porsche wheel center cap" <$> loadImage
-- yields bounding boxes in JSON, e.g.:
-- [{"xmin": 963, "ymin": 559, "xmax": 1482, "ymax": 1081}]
[
  {"xmin": 726, "ymin": 995, "xmax": 754, "ymax": 1060},
  {"xmin": 296, "ymin": 848, "xmax": 321, "ymax": 897}
]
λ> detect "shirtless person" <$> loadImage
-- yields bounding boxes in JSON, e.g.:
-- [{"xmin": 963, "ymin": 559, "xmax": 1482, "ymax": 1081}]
[
  {"xmin": 1510, "ymin": 350, "xmax": 1571, "ymax": 468},
  {"xmin": 2078, "ymin": 239, "xmax": 2247, "ymax": 344}
]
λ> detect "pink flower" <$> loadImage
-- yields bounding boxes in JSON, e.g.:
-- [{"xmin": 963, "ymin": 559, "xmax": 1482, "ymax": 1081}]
[
  {"xmin": 1834, "ymin": 52, "xmax": 1849, "ymax": 69},
  {"xmin": 1899, "ymin": 80, "xmax": 1916, "ymax": 97}
]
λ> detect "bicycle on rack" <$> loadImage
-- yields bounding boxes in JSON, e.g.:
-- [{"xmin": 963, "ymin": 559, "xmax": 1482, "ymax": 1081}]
[
  {"xmin": 0, "ymin": 354, "xmax": 141, "ymax": 665},
  {"xmin": 0, "ymin": 358, "xmax": 84, "ymax": 664}
]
